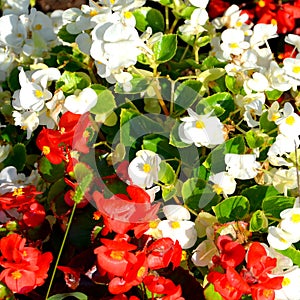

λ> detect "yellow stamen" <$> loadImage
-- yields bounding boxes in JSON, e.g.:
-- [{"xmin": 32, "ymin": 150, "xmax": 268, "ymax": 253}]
[
  {"xmin": 181, "ymin": 250, "xmax": 187, "ymax": 261},
  {"xmin": 195, "ymin": 120, "xmax": 205, "ymax": 129},
  {"xmin": 293, "ymin": 66, "xmax": 300, "ymax": 74},
  {"xmin": 42, "ymin": 146, "xmax": 50, "ymax": 155},
  {"xmin": 263, "ymin": 289, "xmax": 273, "ymax": 298},
  {"xmin": 282, "ymin": 277, "xmax": 291, "ymax": 286},
  {"xmin": 110, "ymin": 250, "xmax": 124, "ymax": 260},
  {"xmin": 230, "ymin": 43, "xmax": 239, "ymax": 49},
  {"xmin": 124, "ymin": 11, "xmax": 132, "ymax": 19},
  {"xmin": 35, "ymin": 90, "xmax": 44, "ymax": 98},
  {"xmin": 171, "ymin": 221, "xmax": 181, "ymax": 229},
  {"xmin": 212, "ymin": 184, "xmax": 223, "ymax": 195},
  {"xmin": 12, "ymin": 188, "xmax": 24, "ymax": 197},
  {"xmin": 236, "ymin": 21, "xmax": 242, "ymax": 27},
  {"xmin": 137, "ymin": 266, "xmax": 146, "ymax": 278},
  {"xmin": 286, "ymin": 115, "xmax": 295, "ymax": 125},
  {"xmin": 11, "ymin": 270, "xmax": 22, "ymax": 280},
  {"xmin": 271, "ymin": 19, "xmax": 277, "ymax": 25},
  {"xmin": 149, "ymin": 221, "xmax": 159, "ymax": 229},
  {"xmin": 291, "ymin": 213, "xmax": 300, "ymax": 223},
  {"xmin": 258, "ymin": 0, "xmax": 265, "ymax": 7},
  {"xmin": 34, "ymin": 24, "xmax": 42, "ymax": 30},
  {"xmin": 89, "ymin": 10, "xmax": 98, "ymax": 17},
  {"xmin": 93, "ymin": 211, "xmax": 101, "ymax": 220},
  {"xmin": 143, "ymin": 163, "xmax": 151, "ymax": 173}
]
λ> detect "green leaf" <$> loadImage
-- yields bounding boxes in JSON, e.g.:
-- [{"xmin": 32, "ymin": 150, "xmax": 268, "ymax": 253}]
[
  {"xmin": 115, "ymin": 76, "xmax": 150, "ymax": 93},
  {"xmin": 38, "ymin": 157, "xmax": 65, "ymax": 183},
  {"xmin": 204, "ymin": 283, "xmax": 223, "ymax": 300},
  {"xmin": 120, "ymin": 108, "xmax": 164, "ymax": 147},
  {"xmin": 241, "ymin": 185, "xmax": 279, "ymax": 212},
  {"xmin": 56, "ymin": 71, "xmax": 91, "ymax": 95},
  {"xmin": 182, "ymin": 178, "xmax": 221, "ymax": 211},
  {"xmin": 133, "ymin": 7, "xmax": 164, "ymax": 33},
  {"xmin": 57, "ymin": 25, "xmax": 78, "ymax": 43},
  {"xmin": 260, "ymin": 111, "xmax": 277, "ymax": 135},
  {"xmin": 225, "ymin": 75, "xmax": 242, "ymax": 94},
  {"xmin": 3, "ymin": 143, "xmax": 26, "ymax": 172},
  {"xmin": 162, "ymin": 185, "xmax": 177, "ymax": 201},
  {"xmin": 172, "ymin": 80, "xmax": 202, "ymax": 117},
  {"xmin": 158, "ymin": 161, "xmax": 176, "ymax": 185},
  {"xmin": 90, "ymin": 88, "xmax": 116, "ymax": 116},
  {"xmin": 153, "ymin": 34, "xmax": 177, "ymax": 64},
  {"xmin": 48, "ymin": 292, "xmax": 88, "ymax": 300},
  {"xmin": 197, "ymin": 68, "xmax": 226, "ymax": 95},
  {"xmin": 245, "ymin": 129, "xmax": 266, "ymax": 149},
  {"xmin": 277, "ymin": 246, "xmax": 300, "ymax": 266},
  {"xmin": 7, "ymin": 67, "xmax": 21, "ymax": 92},
  {"xmin": 73, "ymin": 163, "xmax": 94, "ymax": 204},
  {"xmin": 144, "ymin": 97, "xmax": 161, "ymax": 113},
  {"xmin": 262, "ymin": 196, "xmax": 295, "ymax": 219},
  {"xmin": 203, "ymin": 135, "xmax": 245, "ymax": 173},
  {"xmin": 249, "ymin": 210, "xmax": 268, "ymax": 232},
  {"xmin": 213, "ymin": 195, "xmax": 250, "ymax": 223},
  {"xmin": 265, "ymin": 89, "xmax": 283, "ymax": 100},
  {"xmin": 196, "ymin": 92, "xmax": 234, "ymax": 121}
]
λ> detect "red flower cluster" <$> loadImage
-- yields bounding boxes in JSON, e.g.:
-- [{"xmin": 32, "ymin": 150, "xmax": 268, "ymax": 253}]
[
  {"xmin": 0, "ymin": 233, "xmax": 53, "ymax": 294},
  {"xmin": 93, "ymin": 185, "xmax": 160, "ymax": 237},
  {"xmin": 207, "ymin": 236, "xmax": 283, "ymax": 300},
  {"xmin": 0, "ymin": 185, "xmax": 45, "ymax": 228},
  {"xmin": 36, "ymin": 111, "xmax": 94, "ymax": 165},
  {"xmin": 94, "ymin": 234, "xmax": 182, "ymax": 298}
]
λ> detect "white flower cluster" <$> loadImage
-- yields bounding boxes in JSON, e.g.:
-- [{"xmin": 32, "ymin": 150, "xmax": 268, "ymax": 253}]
[
  {"xmin": 0, "ymin": 3, "xmax": 59, "ymax": 80},
  {"xmin": 61, "ymin": 0, "xmax": 149, "ymax": 90}
]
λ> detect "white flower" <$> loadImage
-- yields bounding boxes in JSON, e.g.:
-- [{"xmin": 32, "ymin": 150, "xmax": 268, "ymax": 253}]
[
  {"xmin": 0, "ymin": 166, "xmax": 26, "ymax": 195},
  {"xmin": 157, "ymin": 205, "xmax": 197, "ymax": 249},
  {"xmin": 128, "ymin": 150, "xmax": 161, "ymax": 188},
  {"xmin": 225, "ymin": 153, "xmax": 260, "ymax": 180},
  {"xmin": 220, "ymin": 28, "xmax": 250, "ymax": 59},
  {"xmin": 209, "ymin": 171, "xmax": 237, "ymax": 196},
  {"xmin": 12, "ymin": 110, "xmax": 39, "ymax": 139},
  {"xmin": 2, "ymin": 0, "xmax": 29, "ymax": 15},
  {"xmin": 64, "ymin": 87, "xmax": 98, "ymax": 114},
  {"xmin": 189, "ymin": 0, "xmax": 209, "ymax": 8},
  {"xmin": 179, "ymin": 8, "xmax": 208, "ymax": 36},
  {"xmin": 250, "ymin": 23, "xmax": 278, "ymax": 47},
  {"xmin": 280, "ymin": 207, "xmax": 300, "ymax": 237},
  {"xmin": 0, "ymin": 14, "xmax": 27, "ymax": 53},
  {"xmin": 194, "ymin": 211, "xmax": 217, "ymax": 238},
  {"xmin": 178, "ymin": 109, "xmax": 225, "ymax": 148},
  {"xmin": 274, "ymin": 266, "xmax": 300, "ymax": 300},
  {"xmin": 285, "ymin": 33, "xmax": 300, "ymax": 52},
  {"xmin": 272, "ymin": 167, "xmax": 299, "ymax": 195},
  {"xmin": 0, "ymin": 144, "xmax": 11, "ymax": 163},
  {"xmin": 191, "ymin": 240, "xmax": 218, "ymax": 267},
  {"xmin": 267, "ymin": 101, "xmax": 281, "ymax": 122},
  {"xmin": 267, "ymin": 226, "xmax": 295, "ymax": 250},
  {"xmin": 267, "ymin": 61, "xmax": 292, "ymax": 92},
  {"xmin": 243, "ymin": 72, "xmax": 269, "ymax": 93},
  {"xmin": 275, "ymin": 102, "xmax": 300, "ymax": 138},
  {"xmin": 283, "ymin": 56, "xmax": 300, "ymax": 82}
]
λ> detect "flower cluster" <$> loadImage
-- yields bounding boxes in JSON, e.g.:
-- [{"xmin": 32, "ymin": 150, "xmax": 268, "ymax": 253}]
[{"xmin": 0, "ymin": 0, "xmax": 300, "ymax": 299}]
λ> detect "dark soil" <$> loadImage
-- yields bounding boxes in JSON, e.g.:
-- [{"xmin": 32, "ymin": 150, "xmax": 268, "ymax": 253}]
[{"xmin": 35, "ymin": 0, "xmax": 88, "ymax": 13}]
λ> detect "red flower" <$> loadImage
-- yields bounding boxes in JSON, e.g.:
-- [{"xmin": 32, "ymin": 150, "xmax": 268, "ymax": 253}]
[
  {"xmin": 0, "ymin": 234, "xmax": 53, "ymax": 294},
  {"xmin": 36, "ymin": 127, "xmax": 66, "ymax": 164},
  {"xmin": 207, "ymin": 0, "xmax": 230, "ymax": 19},
  {"xmin": 147, "ymin": 238, "xmax": 182, "ymax": 270},
  {"xmin": 215, "ymin": 235, "xmax": 246, "ymax": 269},
  {"xmin": 94, "ymin": 236, "xmax": 137, "ymax": 277},
  {"xmin": 22, "ymin": 202, "xmax": 46, "ymax": 227},
  {"xmin": 144, "ymin": 275, "xmax": 183, "ymax": 299},
  {"xmin": 93, "ymin": 185, "xmax": 160, "ymax": 236}
]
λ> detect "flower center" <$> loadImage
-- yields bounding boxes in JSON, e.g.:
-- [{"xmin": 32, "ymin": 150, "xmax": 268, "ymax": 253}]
[
  {"xmin": 171, "ymin": 221, "xmax": 181, "ymax": 229},
  {"xmin": 137, "ymin": 266, "xmax": 146, "ymax": 278},
  {"xmin": 263, "ymin": 289, "xmax": 273, "ymax": 298},
  {"xmin": 282, "ymin": 277, "xmax": 291, "ymax": 286},
  {"xmin": 42, "ymin": 146, "xmax": 51, "ymax": 155},
  {"xmin": 89, "ymin": 10, "xmax": 98, "ymax": 17},
  {"xmin": 291, "ymin": 213, "xmax": 300, "ymax": 223},
  {"xmin": 143, "ymin": 163, "xmax": 151, "ymax": 173},
  {"xmin": 110, "ymin": 250, "xmax": 125, "ymax": 260},
  {"xmin": 34, "ymin": 24, "xmax": 42, "ymax": 30},
  {"xmin": 124, "ymin": 11, "xmax": 132, "ymax": 19},
  {"xmin": 212, "ymin": 184, "xmax": 223, "ymax": 195},
  {"xmin": 285, "ymin": 115, "xmax": 295, "ymax": 125},
  {"xmin": 258, "ymin": 0, "xmax": 265, "ymax": 7},
  {"xmin": 149, "ymin": 220, "xmax": 159, "ymax": 228},
  {"xmin": 195, "ymin": 120, "xmax": 205, "ymax": 129},
  {"xmin": 230, "ymin": 43, "xmax": 239, "ymax": 49},
  {"xmin": 11, "ymin": 270, "xmax": 22, "ymax": 280},
  {"xmin": 35, "ymin": 90, "xmax": 44, "ymax": 98},
  {"xmin": 12, "ymin": 188, "xmax": 24, "ymax": 197},
  {"xmin": 292, "ymin": 66, "xmax": 300, "ymax": 74}
]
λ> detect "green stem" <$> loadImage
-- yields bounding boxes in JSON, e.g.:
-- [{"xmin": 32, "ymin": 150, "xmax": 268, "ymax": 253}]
[
  {"xmin": 169, "ymin": 18, "xmax": 179, "ymax": 34},
  {"xmin": 165, "ymin": 6, "xmax": 169, "ymax": 32},
  {"xmin": 45, "ymin": 203, "xmax": 77, "ymax": 299}
]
